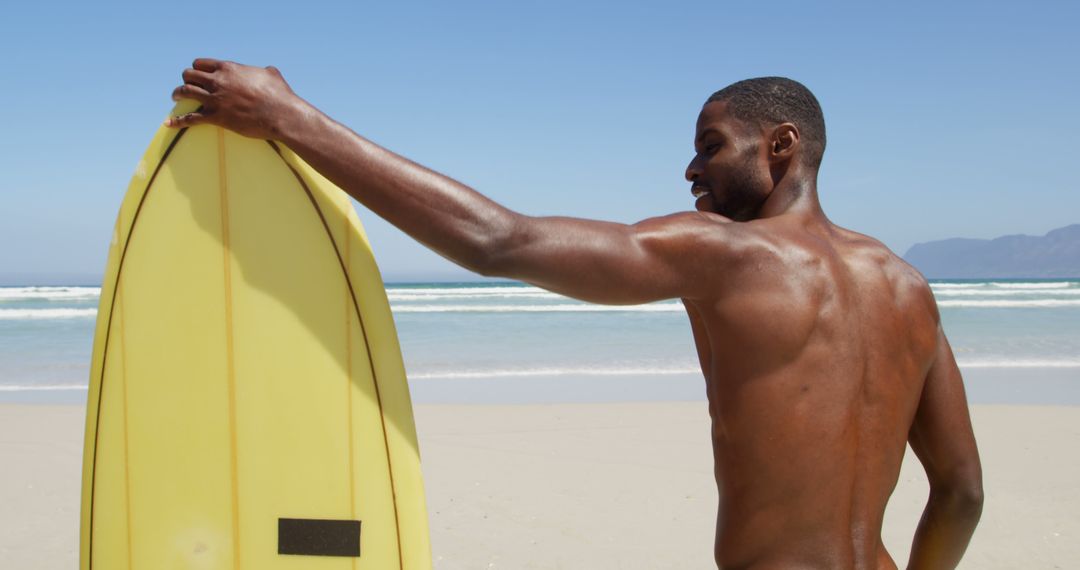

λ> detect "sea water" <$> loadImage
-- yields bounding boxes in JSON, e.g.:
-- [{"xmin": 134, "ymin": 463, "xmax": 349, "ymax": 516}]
[{"xmin": 1, "ymin": 280, "xmax": 1078, "ymax": 403}]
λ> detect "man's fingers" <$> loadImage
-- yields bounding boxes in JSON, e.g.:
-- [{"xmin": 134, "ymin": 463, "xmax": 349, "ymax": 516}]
[
  {"xmin": 192, "ymin": 58, "xmax": 222, "ymax": 72},
  {"xmin": 164, "ymin": 111, "xmax": 209, "ymax": 129},
  {"xmin": 171, "ymin": 83, "xmax": 212, "ymax": 103},
  {"xmin": 165, "ymin": 59, "xmax": 226, "ymax": 129},
  {"xmin": 181, "ymin": 68, "xmax": 216, "ymax": 91}
]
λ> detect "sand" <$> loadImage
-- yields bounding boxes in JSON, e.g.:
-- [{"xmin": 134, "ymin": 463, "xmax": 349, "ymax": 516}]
[{"xmin": 1, "ymin": 402, "xmax": 1077, "ymax": 569}]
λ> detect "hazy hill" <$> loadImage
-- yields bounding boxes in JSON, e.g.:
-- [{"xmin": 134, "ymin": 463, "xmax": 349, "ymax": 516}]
[{"xmin": 903, "ymin": 224, "xmax": 1080, "ymax": 279}]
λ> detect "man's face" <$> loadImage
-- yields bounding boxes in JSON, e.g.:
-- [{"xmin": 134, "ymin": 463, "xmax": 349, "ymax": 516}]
[{"xmin": 685, "ymin": 101, "xmax": 773, "ymax": 220}]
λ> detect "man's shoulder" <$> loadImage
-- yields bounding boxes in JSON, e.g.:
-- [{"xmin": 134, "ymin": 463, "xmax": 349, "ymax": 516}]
[
  {"xmin": 734, "ymin": 220, "xmax": 937, "ymax": 304},
  {"xmin": 629, "ymin": 212, "xmax": 789, "ymax": 300},
  {"xmin": 832, "ymin": 227, "xmax": 939, "ymax": 317},
  {"xmin": 635, "ymin": 210, "xmax": 734, "ymax": 232},
  {"xmin": 848, "ymin": 230, "xmax": 930, "ymax": 286},
  {"xmin": 633, "ymin": 211, "xmax": 764, "ymax": 260}
]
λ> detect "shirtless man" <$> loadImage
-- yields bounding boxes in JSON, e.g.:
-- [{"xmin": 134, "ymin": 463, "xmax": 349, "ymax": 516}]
[{"xmin": 168, "ymin": 60, "xmax": 983, "ymax": 569}]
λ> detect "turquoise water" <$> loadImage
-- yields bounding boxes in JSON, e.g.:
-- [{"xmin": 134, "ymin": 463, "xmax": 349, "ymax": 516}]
[{"xmin": 1, "ymin": 280, "xmax": 1078, "ymax": 401}]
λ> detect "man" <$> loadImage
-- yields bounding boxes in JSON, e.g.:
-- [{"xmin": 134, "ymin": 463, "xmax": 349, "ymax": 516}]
[{"xmin": 168, "ymin": 60, "xmax": 983, "ymax": 569}]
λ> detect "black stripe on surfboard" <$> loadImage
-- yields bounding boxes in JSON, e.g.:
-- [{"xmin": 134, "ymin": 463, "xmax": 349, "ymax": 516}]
[
  {"xmin": 88, "ymin": 122, "xmax": 191, "ymax": 569},
  {"xmin": 267, "ymin": 140, "xmax": 407, "ymax": 568}
]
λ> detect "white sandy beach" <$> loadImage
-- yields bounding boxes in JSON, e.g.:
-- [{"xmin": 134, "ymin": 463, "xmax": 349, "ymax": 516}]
[{"xmin": 1, "ymin": 401, "xmax": 1077, "ymax": 569}]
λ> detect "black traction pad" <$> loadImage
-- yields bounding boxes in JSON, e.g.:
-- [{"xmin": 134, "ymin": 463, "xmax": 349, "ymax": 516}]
[{"xmin": 278, "ymin": 518, "xmax": 361, "ymax": 557}]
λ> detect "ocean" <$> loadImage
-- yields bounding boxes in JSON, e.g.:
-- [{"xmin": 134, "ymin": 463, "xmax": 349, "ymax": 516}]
[{"xmin": 1, "ymin": 280, "xmax": 1078, "ymax": 404}]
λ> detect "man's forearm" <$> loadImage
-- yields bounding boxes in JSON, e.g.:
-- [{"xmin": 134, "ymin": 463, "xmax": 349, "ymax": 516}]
[
  {"xmin": 907, "ymin": 487, "xmax": 983, "ymax": 569},
  {"xmin": 276, "ymin": 99, "xmax": 521, "ymax": 275}
]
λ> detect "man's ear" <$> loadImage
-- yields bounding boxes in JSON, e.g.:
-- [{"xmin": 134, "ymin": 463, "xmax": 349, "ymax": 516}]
[{"xmin": 770, "ymin": 123, "xmax": 800, "ymax": 162}]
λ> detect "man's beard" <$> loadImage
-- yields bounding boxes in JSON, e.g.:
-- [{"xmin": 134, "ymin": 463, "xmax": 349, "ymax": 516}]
[{"xmin": 716, "ymin": 154, "xmax": 769, "ymax": 221}]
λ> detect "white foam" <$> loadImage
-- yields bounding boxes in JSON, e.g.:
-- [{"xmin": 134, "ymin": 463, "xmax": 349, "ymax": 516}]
[
  {"xmin": 932, "ymin": 288, "xmax": 1080, "ymax": 297},
  {"xmin": 0, "ymin": 360, "xmax": 1076, "ymax": 393},
  {"xmin": 387, "ymin": 286, "xmax": 547, "ymax": 296},
  {"xmin": 388, "ymin": 291, "xmax": 562, "ymax": 301},
  {"xmin": 991, "ymin": 282, "xmax": 1073, "ymax": 289},
  {"xmin": 0, "ymin": 287, "xmax": 101, "ymax": 301},
  {"xmin": 930, "ymin": 283, "xmax": 987, "ymax": 289},
  {"xmin": 0, "ymin": 308, "xmax": 98, "ymax": 320},
  {"xmin": 936, "ymin": 299, "xmax": 1080, "ymax": 308},
  {"xmin": 957, "ymin": 359, "xmax": 1080, "ymax": 368},
  {"xmin": 391, "ymin": 303, "xmax": 684, "ymax": 313},
  {"xmin": 410, "ymin": 366, "xmax": 701, "ymax": 379},
  {"xmin": 411, "ymin": 360, "xmax": 1080, "ymax": 379},
  {"xmin": 930, "ymin": 282, "xmax": 1077, "ymax": 291},
  {"xmin": 0, "ymin": 384, "xmax": 88, "ymax": 392}
]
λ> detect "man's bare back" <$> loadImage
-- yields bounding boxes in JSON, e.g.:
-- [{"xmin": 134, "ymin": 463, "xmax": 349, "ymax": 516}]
[
  {"xmin": 168, "ymin": 63, "xmax": 983, "ymax": 569},
  {"xmin": 685, "ymin": 219, "xmax": 941, "ymax": 568}
]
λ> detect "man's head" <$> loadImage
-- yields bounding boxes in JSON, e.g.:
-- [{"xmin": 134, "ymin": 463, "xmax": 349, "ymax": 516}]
[{"xmin": 686, "ymin": 77, "xmax": 825, "ymax": 220}]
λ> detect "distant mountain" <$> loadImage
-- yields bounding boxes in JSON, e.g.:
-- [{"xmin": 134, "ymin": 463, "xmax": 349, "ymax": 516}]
[{"xmin": 903, "ymin": 224, "xmax": 1080, "ymax": 279}]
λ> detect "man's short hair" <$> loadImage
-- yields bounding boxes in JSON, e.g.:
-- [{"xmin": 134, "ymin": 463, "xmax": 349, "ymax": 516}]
[{"xmin": 707, "ymin": 77, "xmax": 826, "ymax": 169}]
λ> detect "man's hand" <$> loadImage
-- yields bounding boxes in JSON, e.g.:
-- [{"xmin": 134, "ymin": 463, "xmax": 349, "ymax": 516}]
[{"xmin": 166, "ymin": 59, "xmax": 306, "ymax": 141}]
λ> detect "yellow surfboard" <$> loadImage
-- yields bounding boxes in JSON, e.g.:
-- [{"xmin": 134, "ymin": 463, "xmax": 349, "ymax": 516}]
[{"xmin": 79, "ymin": 100, "xmax": 431, "ymax": 569}]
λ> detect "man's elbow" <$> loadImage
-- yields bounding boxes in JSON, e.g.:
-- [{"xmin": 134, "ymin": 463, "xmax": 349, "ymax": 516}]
[
  {"xmin": 466, "ymin": 219, "xmax": 531, "ymax": 278},
  {"xmin": 953, "ymin": 483, "xmax": 984, "ymax": 521},
  {"xmin": 458, "ymin": 231, "xmax": 507, "ymax": 278},
  {"xmin": 468, "ymin": 251, "xmax": 508, "ymax": 278},
  {"xmin": 932, "ymin": 473, "xmax": 985, "ymax": 522},
  {"xmin": 455, "ymin": 246, "xmax": 505, "ymax": 278}
]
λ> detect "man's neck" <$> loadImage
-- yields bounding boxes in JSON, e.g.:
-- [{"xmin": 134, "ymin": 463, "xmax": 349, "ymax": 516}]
[{"xmin": 756, "ymin": 167, "xmax": 829, "ymax": 227}]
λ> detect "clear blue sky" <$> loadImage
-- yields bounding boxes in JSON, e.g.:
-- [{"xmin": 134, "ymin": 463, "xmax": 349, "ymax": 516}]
[{"xmin": 1, "ymin": 0, "xmax": 1076, "ymax": 283}]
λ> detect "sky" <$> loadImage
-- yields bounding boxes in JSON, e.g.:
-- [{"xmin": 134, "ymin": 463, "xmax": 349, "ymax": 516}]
[{"xmin": 0, "ymin": 0, "xmax": 1077, "ymax": 283}]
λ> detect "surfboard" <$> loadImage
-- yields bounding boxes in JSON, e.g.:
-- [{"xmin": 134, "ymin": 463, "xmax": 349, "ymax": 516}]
[{"xmin": 79, "ymin": 99, "xmax": 431, "ymax": 569}]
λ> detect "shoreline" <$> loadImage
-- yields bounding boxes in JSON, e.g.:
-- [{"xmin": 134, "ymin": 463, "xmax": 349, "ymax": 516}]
[
  {"xmin": 4, "ymin": 365, "xmax": 1078, "ymax": 406},
  {"xmin": 1, "ymin": 401, "xmax": 1077, "ymax": 568}
]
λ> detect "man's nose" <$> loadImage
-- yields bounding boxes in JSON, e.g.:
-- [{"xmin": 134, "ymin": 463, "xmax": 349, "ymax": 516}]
[{"xmin": 685, "ymin": 156, "xmax": 702, "ymax": 182}]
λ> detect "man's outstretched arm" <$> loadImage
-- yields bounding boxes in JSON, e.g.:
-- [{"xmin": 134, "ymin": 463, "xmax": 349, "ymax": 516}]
[
  {"xmin": 167, "ymin": 59, "xmax": 736, "ymax": 304},
  {"xmin": 906, "ymin": 325, "xmax": 984, "ymax": 569}
]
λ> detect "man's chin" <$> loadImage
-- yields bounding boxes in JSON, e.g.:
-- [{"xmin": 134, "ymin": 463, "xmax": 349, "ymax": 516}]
[{"xmin": 695, "ymin": 195, "xmax": 717, "ymax": 213}]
